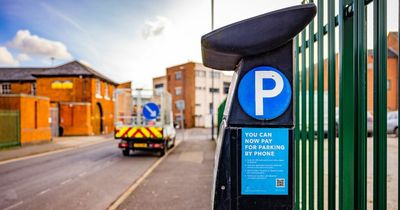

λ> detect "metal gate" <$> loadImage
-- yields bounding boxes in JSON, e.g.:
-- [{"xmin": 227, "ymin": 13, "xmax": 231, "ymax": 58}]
[
  {"xmin": 50, "ymin": 107, "xmax": 59, "ymax": 137},
  {"xmin": 0, "ymin": 110, "xmax": 20, "ymax": 147},
  {"xmin": 294, "ymin": 0, "xmax": 396, "ymax": 210}
]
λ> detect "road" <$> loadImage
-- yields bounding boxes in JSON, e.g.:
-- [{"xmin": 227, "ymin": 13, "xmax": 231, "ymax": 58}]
[{"xmin": 0, "ymin": 139, "xmax": 159, "ymax": 210}]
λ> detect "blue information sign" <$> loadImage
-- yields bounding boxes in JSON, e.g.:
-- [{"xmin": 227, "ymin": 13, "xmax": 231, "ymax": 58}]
[
  {"xmin": 238, "ymin": 66, "xmax": 292, "ymax": 120},
  {"xmin": 241, "ymin": 127, "xmax": 288, "ymax": 195},
  {"xmin": 142, "ymin": 102, "xmax": 160, "ymax": 120}
]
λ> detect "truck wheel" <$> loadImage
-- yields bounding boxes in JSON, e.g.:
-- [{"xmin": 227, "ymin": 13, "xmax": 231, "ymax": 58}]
[
  {"xmin": 159, "ymin": 142, "xmax": 167, "ymax": 157},
  {"xmin": 122, "ymin": 148, "xmax": 130, "ymax": 156},
  {"xmin": 170, "ymin": 137, "xmax": 176, "ymax": 148}
]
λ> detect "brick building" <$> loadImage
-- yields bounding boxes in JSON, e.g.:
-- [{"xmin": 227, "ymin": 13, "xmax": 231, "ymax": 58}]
[
  {"xmin": 159, "ymin": 61, "xmax": 232, "ymax": 128},
  {"xmin": 308, "ymin": 32, "xmax": 399, "ymax": 111},
  {"xmin": 0, "ymin": 60, "xmax": 119, "ymax": 136}
]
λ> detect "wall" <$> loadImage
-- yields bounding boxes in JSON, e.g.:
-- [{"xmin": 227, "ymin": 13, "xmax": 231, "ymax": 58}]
[
  {"xmin": 36, "ymin": 76, "xmax": 92, "ymax": 102},
  {"xmin": 167, "ymin": 62, "xmax": 196, "ymax": 128},
  {"xmin": 35, "ymin": 76, "xmax": 116, "ymax": 135},
  {"xmin": 0, "ymin": 94, "xmax": 51, "ymax": 145},
  {"xmin": 11, "ymin": 82, "xmax": 34, "ymax": 95},
  {"xmin": 309, "ymin": 53, "xmax": 398, "ymax": 112},
  {"xmin": 90, "ymin": 78, "xmax": 115, "ymax": 134},
  {"xmin": 194, "ymin": 63, "xmax": 231, "ymax": 127},
  {"xmin": 60, "ymin": 102, "xmax": 92, "ymax": 135}
]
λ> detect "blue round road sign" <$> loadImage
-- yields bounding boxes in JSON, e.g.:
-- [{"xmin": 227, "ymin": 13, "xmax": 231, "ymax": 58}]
[
  {"xmin": 142, "ymin": 102, "xmax": 160, "ymax": 120},
  {"xmin": 238, "ymin": 66, "xmax": 292, "ymax": 120}
]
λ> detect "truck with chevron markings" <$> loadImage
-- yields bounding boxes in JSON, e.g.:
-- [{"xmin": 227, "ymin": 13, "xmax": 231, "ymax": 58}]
[{"xmin": 114, "ymin": 88, "xmax": 176, "ymax": 157}]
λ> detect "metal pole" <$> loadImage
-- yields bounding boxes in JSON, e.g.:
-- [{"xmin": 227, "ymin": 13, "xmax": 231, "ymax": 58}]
[
  {"xmin": 211, "ymin": 0, "xmax": 215, "ymax": 140},
  {"xmin": 294, "ymin": 36, "xmax": 300, "ymax": 210},
  {"xmin": 328, "ymin": 0, "xmax": 336, "ymax": 209},
  {"xmin": 373, "ymin": 0, "xmax": 387, "ymax": 209},
  {"xmin": 301, "ymin": 28, "xmax": 307, "ymax": 210},
  {"xmin": 308, "ymin": 2, "xmax": 315, "ymax": 208},
  {"xmin": 317, "ymin": 0, "xmax": 324, "ymax": 208}
]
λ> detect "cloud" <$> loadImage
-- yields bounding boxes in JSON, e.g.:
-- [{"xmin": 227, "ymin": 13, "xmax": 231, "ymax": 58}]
[
  {"xmin": 17, "ymin": 53, "xmax": 31, "ymax": 62},
  {"xmin": 0, "ymin": 47, "xmax": 19, "ymax": 66},
  {"xmin": 142, "ymin": 16, "xmax": 170, "ymax": 39},
  {"xmin": 9, "ymin": 30, "xmax": 72, "ymax": 59}
]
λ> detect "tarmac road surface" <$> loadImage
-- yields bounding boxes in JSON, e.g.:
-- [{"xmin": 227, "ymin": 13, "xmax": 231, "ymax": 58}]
[{"xmin": 0, "ymin": 139, "xmax": 159, "ymax": 210}]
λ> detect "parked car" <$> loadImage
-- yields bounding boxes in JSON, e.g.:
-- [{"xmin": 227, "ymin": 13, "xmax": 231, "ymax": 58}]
[
  {"xmin": 335, "ymin": 108, "xmax": 373, "ymax": 137},
  {"xmin": 387, "ymin": 111, "xmax": 398, "ymax": 136}
]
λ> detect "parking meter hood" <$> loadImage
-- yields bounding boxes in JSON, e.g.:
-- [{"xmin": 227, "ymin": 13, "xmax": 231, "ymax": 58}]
[{"xmin": 201, "ymin": 3, "xmax": 316, "ymax": 70}]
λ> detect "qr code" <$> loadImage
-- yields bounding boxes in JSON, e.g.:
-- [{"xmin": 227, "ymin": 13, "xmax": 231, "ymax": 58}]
[{"xmin": 276, "ymin": 178, "xmax": 285, "ymax": 188}]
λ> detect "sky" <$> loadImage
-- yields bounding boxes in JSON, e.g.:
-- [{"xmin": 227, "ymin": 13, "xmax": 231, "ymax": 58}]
[{"xmin": 0, "ymin": 0, "xmax": 398, "ymax": 88}]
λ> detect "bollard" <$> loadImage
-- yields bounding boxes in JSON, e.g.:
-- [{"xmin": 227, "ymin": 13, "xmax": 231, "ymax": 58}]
[{"xmin": 201, "ymin": 4, "xmax": 316, "ymax": 210}]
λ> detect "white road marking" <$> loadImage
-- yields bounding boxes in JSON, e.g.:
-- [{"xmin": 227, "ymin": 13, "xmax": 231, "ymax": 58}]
[
  {"xmin": 38, "ymin": 188, "xmax": 51, "ymax": 195},
  {"xmin": 4, "ymin": 201, "xmax": 23, "ymax": 210},
  {"xmin": 61, "ymin": 179, "xmax": 72, "ymax": 185}
]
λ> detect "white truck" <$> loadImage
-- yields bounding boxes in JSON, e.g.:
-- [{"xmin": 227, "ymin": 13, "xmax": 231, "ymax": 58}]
[{"xmin": 114, "ymin": 88, "xmax": 176, "ymax": 157}]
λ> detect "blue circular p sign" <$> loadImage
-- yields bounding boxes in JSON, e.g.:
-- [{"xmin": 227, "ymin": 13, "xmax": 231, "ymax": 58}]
[{"xmin": 238, "ymin": 66, "xmax": 292, "ymax": 120}]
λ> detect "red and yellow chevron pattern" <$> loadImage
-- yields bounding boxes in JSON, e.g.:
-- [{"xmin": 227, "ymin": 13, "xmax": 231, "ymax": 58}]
[{"xmin": 115, "ymin": 127, "xmax": 163, "ymax": 139}]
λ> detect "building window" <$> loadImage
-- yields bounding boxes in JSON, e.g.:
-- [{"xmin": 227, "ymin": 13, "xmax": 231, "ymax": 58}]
[
  {"xmin": 223, "ymin": 82, "xmax": 230, "ymax": 94},
  {"xmin": 175, "ymin": 87, "xmax": 182, "ymax": 96},
  {"xmin": 155, "ymin": 83, "xmax": 164, "ymax": 89},
  {"xmin": 96, "ymin": 79, "xmax": 101, "ymax": 98},
  {"xmin": 31, "ymin": 83, "xmax": 36, "ymax": 95},
  {"xmin": 155, "ymin": 84, "xmax": 164, "ymax": 95},
  {"xmin": 210, "ymin": 71, "xmax": 221, "ymax": 78},
  {"xmin": 0, "ymin": 83, "xmax": 11, "ymax": 94},
  {"xmin": 196, "ymin": 70, "xmax": 206, "ymax": 77},
  {"xmin": 104, "ymin": 84, "xmax": 110, "ymax": 99},
  {"xmin": 175, "ymin": 71, "xmax": 182, "ymax": 80},
  {"xmin": 209, "ymin": 88, "xmax": 219, "ymax": 93},
  {"xmin": 51, "ymin": 80, "xmax": 73, "ymax": 89}
]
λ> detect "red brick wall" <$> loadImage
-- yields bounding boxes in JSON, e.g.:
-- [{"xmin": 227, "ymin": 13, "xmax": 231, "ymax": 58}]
[
  {"xmin": 10, "ymin": 82, "xmax": 33, "ymax": 95},
  {"xmin": 60, "ymin": 103, "xmax": 92, "ymax": 135},
  {"xmin": 36, "ymin": 77, "xmax": 91, "ymax": 102},
  {"xmin": 167, "ymin": 62, "xmax": 196, "ymax": 128},
  {"xmin": 0, "ymin": 94, "xmax": 51, "ymax": 144}
]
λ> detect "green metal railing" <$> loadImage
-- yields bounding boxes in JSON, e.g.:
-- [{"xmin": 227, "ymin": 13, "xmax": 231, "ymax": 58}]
[
  {"xmin": 0, "ymin": 110, "xmax": 20, "ymax": 148},
  {"xmin": 294, "ymin": 0, "xmax": 390, "ymax": 209}
]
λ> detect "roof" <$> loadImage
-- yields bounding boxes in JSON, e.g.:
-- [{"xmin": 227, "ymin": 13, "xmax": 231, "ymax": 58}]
[
  {"xmin": 367, "ymin": 49, "xmax": 398, "ymax": 58},
  {"xmin": 0, "ymin": 60, "xmax": 118, "ymax": 85},
  {"xmin": 0, "ymin": 68, "xmax": 46, "ymax": 82}
]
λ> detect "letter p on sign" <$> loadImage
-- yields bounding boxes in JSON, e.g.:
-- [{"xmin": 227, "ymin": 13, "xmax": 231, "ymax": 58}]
[
  {"xmin": 255, "ymin": 71, "xmax": 284, "ymax": 115},
  {"xmin": 238, "ymin": 66, "xmax": 292, "ymax": 120}
]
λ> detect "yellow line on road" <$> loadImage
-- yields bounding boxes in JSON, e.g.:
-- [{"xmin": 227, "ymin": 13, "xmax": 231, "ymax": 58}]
[{"xmin": 107, "ymin": 140, "xmax": 182, "ymax": 210}]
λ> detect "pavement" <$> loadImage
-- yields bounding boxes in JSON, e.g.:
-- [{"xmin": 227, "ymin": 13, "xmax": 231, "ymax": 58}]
[
  {"xmin": 0, "ymin": 134, "xmax": 113, "ymax": 163},
  {"xmin": 117, "ymin": 128, "xmax": 216, "ymax": 210}
]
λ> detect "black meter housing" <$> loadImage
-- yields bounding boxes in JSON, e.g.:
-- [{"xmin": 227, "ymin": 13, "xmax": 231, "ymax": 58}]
[{"xmin": 201, "ymin": 4, "xmax": 316, "ymax": 210}]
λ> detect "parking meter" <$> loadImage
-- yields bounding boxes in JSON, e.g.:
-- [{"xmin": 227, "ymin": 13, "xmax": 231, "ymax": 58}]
[{"xmin": 201, "ymin": 4, "xmax": 316, "ymax": 210}]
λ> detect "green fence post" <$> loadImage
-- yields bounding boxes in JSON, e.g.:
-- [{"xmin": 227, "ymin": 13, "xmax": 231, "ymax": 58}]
[
  {"xmin": 355, "ymin": 0, "xmax": 367, "ymax": 209},
  {"xmin": 373, "ymin": 0, "xmax": 387, "ymax": 209},
  {"xmin": 327, "ymin": 0, "xmax": 336, "ymax": 209},
  {"xmin": 338, "ymin": 0, "xmax": 358, "ymax": 209},
  {"xmin": 308, "ymin": 2, "xmax": 315, "ymax": 208},
  {"xmin": 316, "ymin": 0, "xmax": 324, "ymax": 209},
  {"xmin": 301, "ymin": 29, "xmax": 308, "ymax": 210},
  {"xmin": 295, "ymin": 35, "xmax": 301, "ymax": 210}
]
